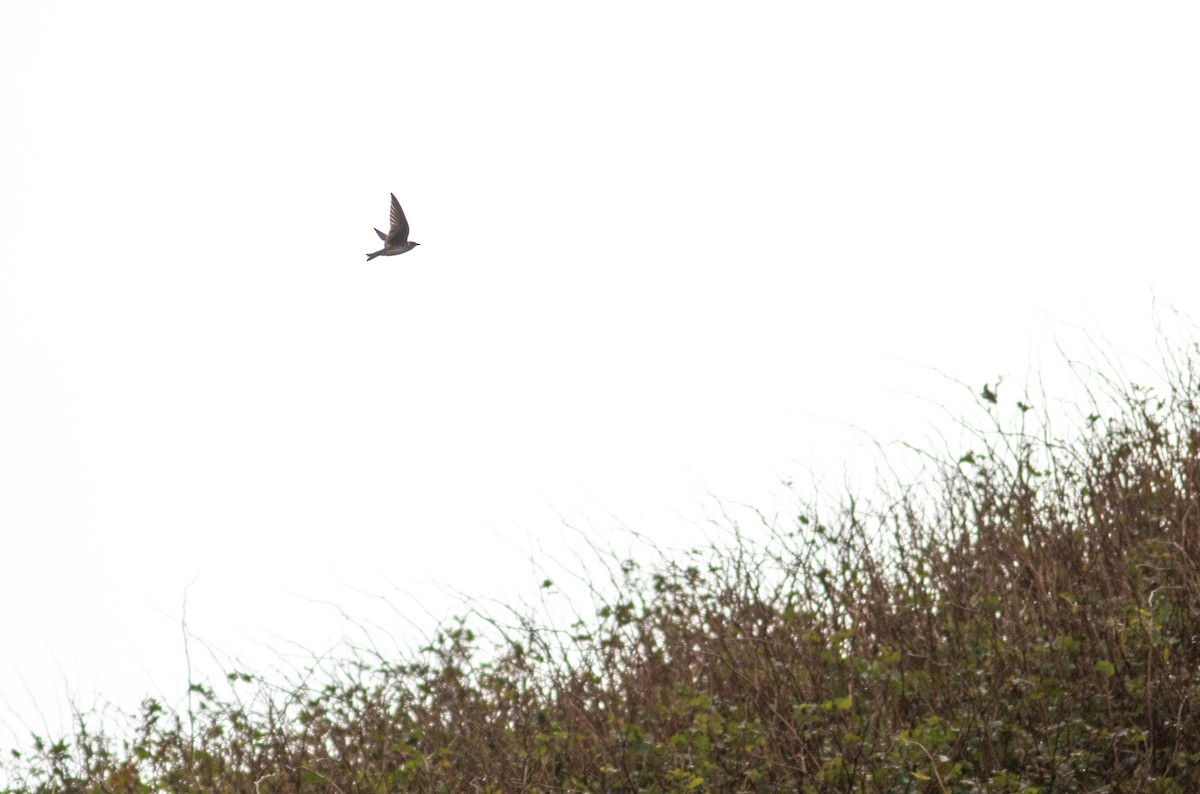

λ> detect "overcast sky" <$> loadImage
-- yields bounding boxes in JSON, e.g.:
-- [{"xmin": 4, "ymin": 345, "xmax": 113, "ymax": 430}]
[{"xmin": 2, "ymin": 1, "xmax": 1198, "ymax": 742}]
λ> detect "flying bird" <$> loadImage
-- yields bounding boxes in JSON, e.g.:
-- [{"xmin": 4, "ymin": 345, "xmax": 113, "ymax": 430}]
[{"xmin": 366, "ymin": 193, "xmax": 420, "ymax": 260}]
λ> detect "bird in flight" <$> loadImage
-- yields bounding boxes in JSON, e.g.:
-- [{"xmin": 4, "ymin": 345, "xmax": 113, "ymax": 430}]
[{"xmin": 366, "ymin": 193, "xmax": 420, "ymax": 260}]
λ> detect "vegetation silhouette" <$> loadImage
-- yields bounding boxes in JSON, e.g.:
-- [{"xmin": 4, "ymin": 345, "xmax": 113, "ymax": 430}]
[{"xmin": 6, "ymin": 331, "xmax": 1200, "ymax": 792}]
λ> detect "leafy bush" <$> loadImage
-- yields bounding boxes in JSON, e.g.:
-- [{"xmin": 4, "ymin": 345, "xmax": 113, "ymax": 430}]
[{"xmin": 6, "ymin": 337, "xmax": 1200, "ymax": 792}]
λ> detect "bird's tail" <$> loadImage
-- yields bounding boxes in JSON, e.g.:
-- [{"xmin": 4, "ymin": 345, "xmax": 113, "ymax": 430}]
[{"xmin": 366, "ymin": 250, "xmax": 382, "ymax": 261}]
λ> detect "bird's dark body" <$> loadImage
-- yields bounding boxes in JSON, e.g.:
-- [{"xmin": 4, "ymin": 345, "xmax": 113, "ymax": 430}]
[{"xmin": 366, "ymin": 194, "xmax": 419, "ymax": 260}]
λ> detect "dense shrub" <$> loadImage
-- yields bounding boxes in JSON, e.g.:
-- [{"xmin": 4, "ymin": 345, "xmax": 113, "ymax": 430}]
[{"xmin": 6, "ymin": 339, "xmax": 1200, "ymax": 792}]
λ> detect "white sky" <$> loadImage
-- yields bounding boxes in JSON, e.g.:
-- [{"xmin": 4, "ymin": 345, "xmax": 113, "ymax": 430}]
[{"xmin": 2, "ymin": 1, "xmax": 1198, "ymax": 742}]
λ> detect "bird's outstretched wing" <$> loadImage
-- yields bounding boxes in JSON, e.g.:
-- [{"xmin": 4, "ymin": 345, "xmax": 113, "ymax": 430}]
[
  {"xmin": 386, "ymin": 193, "xmax": 411, "ymax": 245},
  {"xmin": 374, "ymin": 228, "xmax": 387, "ymax": 241}
]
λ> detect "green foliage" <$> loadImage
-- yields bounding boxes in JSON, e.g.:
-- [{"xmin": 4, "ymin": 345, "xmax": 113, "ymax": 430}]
[{"xmin": 6, "ymin": 340, "xmax": 1200, "ymax": 791}]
